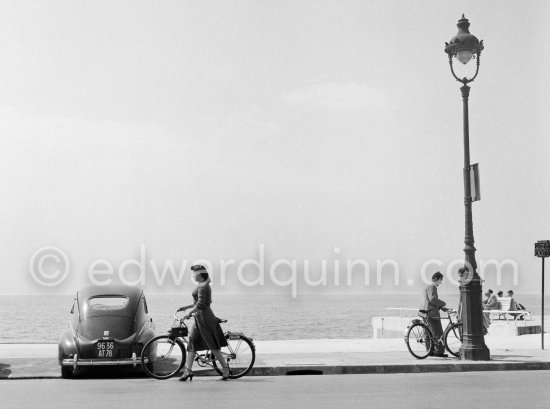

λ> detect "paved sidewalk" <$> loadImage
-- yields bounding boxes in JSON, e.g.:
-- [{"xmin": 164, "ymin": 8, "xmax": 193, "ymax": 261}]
[{"xmin": 1, "ymin": 334, "xmax": 549, "ymax": 379}]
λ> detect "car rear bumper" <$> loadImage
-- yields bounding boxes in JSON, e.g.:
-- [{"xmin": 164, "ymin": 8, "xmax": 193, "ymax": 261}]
[{"xmin": 61, "ymin": 353, "xmax": 149, "ymax": 368}]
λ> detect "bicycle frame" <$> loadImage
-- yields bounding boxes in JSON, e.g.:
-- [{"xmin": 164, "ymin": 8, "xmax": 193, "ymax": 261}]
[
  {"xmin": 194, "ymin": 332, "xmax": 247, "ymax": 367},
  {"xmin": 166, "ymin": 328, "xmax": 218, "ymax": 369},
  {"xmin": 168, "ymin": 317, "xmax": 246, "ymax": 369},
  {"xmin": 421, "ymin": 310, "xmax": 460, "ymax": 344},
  {"xmin": 142, "ymin": 309, "xmax": 256, "ymax": 379},
  {"xmin": 413, "ymin": 310, "xmax": 461, "ymax": 344}
]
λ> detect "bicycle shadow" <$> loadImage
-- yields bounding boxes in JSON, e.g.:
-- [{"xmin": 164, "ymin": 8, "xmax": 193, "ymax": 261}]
[
  {"xmin": 0, "ymin": 363, "xmax": 12, "ymax": 379},
  {"xmin": 191, "ymin": 376, "xmax": 274, "ymax": 383}
]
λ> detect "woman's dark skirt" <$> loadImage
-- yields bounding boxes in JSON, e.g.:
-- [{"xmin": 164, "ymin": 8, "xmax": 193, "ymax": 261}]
[{"xmin": 187, "ymin": 307, "xmax": 228, "ymax": 352}]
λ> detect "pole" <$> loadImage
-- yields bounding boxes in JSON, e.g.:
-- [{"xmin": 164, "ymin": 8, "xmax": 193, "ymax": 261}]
[
  {"xmin": 543, "ymin": 257, "xmax": 545, "ymax": 350},
  {"xmin": 458, "ymin": 84, "xmax": 490, "ymax": 360},
  {"xmin": 461, "ymin": 85, "xmax": 476, "ymax": 273}
]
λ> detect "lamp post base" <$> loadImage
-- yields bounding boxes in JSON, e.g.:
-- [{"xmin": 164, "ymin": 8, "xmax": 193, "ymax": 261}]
[{"xmin": 459, "ymin": 342, "xmax": 490, "ymax": 361}]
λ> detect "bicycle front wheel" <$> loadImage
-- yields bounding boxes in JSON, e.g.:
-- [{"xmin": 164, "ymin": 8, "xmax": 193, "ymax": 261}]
[
  {"xmin": 405, "ymin": 322, "xmax": 432, "ymax": 359},
  {"xmin": 212, "ymin": 333, "xmax": 256, "ymax": 379},
  {"xmin": 443, "ymin": 322, "xmax": 463, "ymax": 357},
  {"xmin": 141, "ymin": 335, "xmax": 186, "ymax": 379}
]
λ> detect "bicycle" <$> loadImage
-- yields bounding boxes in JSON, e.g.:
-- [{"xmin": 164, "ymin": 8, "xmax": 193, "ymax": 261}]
[
  {"xmin": 140, "ymin": 309, "xmax": 256, "ymax": 379},
  {"xmin": 404, "ymin": 308, "xmax": 463, "ymax": 359}
]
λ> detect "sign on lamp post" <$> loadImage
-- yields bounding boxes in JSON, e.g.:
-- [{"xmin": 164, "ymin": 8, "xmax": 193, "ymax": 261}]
[{"xmin": 470, "ymin": 163, "xmax": 480, "ymax": 202}]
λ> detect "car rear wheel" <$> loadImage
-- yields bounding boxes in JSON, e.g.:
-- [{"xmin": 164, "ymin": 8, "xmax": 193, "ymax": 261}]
[{"xmin": 61, "ymin": 366, "xmax": 74, "ymax": 379}]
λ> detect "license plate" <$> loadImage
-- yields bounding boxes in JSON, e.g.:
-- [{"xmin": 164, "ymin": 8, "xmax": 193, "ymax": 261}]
[{"xmin": 95, "ymin": 340, "xmax": 117, "ymax": 358}]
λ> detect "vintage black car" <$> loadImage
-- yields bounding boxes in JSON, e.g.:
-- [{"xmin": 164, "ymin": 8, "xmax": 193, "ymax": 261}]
[{"xmin": 58, "ymin": 284, "xmax": 155, "ymax": 378}]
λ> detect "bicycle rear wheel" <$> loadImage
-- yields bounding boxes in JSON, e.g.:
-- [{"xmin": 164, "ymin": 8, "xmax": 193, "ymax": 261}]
[
  {"xmin": 405, "ymin": 322, "xmax": 432, "ymax": 359},
  {"xmin": 212, "ymin": 333, "xmax": 255, "ymax": 378},
  {"xmin": 141, "ymin": 335, "xmax": 186, "ymax": 379},
  {"xmin": 443, "ymin": 322, "xmax": 463, "ymax": 357}
]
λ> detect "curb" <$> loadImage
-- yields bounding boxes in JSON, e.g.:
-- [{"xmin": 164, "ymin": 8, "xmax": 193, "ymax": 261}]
[
  {"xmin": 3, "ymin": 361, "xmax": 550, "ymax": 380},
  {"xmin": 248, "ymin": 361, "xmax": 550, "ymax": 376}
]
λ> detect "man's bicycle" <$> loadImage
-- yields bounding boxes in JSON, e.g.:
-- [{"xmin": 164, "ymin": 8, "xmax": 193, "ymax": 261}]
[
  {"xmin": 140, "ymin": 310, "xmax": 256, "ymax": 379},
  {"xmin": 404, "ymin": 308, "xmax": 463, "ymax": 359}
]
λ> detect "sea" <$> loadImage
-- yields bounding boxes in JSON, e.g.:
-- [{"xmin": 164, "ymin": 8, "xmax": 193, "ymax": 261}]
[{"xmin": 0, "ymin": 293, "xmax": 548, "ymax": 343}]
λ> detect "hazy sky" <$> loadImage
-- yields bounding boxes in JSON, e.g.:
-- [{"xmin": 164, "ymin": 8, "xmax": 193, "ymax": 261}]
[{"xmin": 0, "ymin": 0, "xmax": 548, "ymax": 295}]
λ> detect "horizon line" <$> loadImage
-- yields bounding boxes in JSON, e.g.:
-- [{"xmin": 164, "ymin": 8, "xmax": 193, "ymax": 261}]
[{"xmin": 0, "ymin": 291, "xmax": 545, "ymax": 296}]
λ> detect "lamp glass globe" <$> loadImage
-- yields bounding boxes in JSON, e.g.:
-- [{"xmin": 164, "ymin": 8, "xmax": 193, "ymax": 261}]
[{"xmin": 457, "ymin": 49, "xmax": 474, "ymax": 64}]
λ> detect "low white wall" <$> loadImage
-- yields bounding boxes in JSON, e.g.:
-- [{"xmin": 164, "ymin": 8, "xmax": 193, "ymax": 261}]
[
  {"xmin": 372, "ymin": 316, "xmax": 542, "ymax": 339},
  {"xmin": 371, "ymin": 317, "xmax": 411, "ymax": 339}
]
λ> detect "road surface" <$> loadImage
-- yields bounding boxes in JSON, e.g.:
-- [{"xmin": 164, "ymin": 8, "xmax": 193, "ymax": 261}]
[{"xmin": 1, "ymin": 371, "xmax": 549, "ymax": 409}]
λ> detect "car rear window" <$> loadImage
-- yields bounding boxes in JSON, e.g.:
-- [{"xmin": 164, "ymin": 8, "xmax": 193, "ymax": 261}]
[{"xmin": 89, "ymin": 296, "xmax": 129, "ymax": 311}]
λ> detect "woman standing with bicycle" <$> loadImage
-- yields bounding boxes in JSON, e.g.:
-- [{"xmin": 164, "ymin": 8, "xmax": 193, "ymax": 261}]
[{"xmin": 177, "ymin": 265, "xmax": 230, "ymax": 381}]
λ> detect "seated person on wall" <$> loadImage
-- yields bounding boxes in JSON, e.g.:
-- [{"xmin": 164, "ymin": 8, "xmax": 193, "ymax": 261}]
[
  {"xmin": 483, "ymin": 289, "xmax": 499, "ymax": 310},
  {"xmin": 507, "ymin": 290, "xmax": 526, "ymax": 311},
  {"xmin": 482, "ymin": 289, "xmax": 498, "ymax": 329},
  {"xmin": 507, "ymin": 290, "xmax": 528, "ymax": 320},
  {"xmin": 496, "ymin": 291, "xmax": 504, "ymax": 310}
]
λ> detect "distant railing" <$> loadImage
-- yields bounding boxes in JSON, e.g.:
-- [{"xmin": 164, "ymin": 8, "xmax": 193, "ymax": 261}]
[
  {"xmin": 385, "ymin": 308, "xmax": 418, "ymax": 319},
  {"xmin": 385, "ymin": 307, "xmax": 456, "ymax": 320}
]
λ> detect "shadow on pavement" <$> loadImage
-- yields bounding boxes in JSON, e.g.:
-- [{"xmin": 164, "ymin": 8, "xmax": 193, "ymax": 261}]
[
  {"xmin": 69, "ymin": 367, "xmax": 148, "ymax": 380},
  {"xmin": 68, "ymin": 367, "xmax": 248, "ymax": 380},
  {"xmin": 216, "ymin": 377, "xmax": 275, "ymax": 383},
  {"xmin": 491, "ymin": 355, "xmax": 541, "ymax": 361}
]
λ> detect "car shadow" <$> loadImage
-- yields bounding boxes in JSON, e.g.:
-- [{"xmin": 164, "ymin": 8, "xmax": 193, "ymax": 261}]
[
  {"xmin": 68, "ymin": 366, "xmax": 263, "ymax": 381},
  {"xmin": 0, "ymin": 363, "xmax": 12, "ymax": 378},
  {"xmin": 70, "ymin": 367, "xmax": 219, "ymax": 379},
  {"xmin": 71, "ymin": 366, "xmax": 148, "ymax": 379}
]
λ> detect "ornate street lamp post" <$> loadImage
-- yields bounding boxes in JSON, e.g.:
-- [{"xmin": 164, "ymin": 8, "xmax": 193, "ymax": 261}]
[{"xmin": 444, "ymin": 15, "xmax": 490, "ymax": 360}]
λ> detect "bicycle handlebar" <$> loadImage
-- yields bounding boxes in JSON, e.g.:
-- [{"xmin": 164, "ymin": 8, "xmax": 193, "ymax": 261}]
[
  {"xmin": 173, "ymin": 309, "xmax": 227, "ymax": 324},
  {"xmin": 173, "ymin": 309, "xmax": 196, "ymax": 321}
]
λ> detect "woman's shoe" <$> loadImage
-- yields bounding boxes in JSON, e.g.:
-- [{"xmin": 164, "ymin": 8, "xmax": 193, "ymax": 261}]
[
  {"xmin": 221, "ymin": 366, "xmax": 231, "ymax": 380},
  {"xmin": 179, "ymin": 367, "xmax": 194, "ymax": 382}
]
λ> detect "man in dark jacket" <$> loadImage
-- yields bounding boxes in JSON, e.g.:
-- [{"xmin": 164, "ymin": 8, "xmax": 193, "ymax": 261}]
[{"xmin": 421, "ymin": 271, "xmax": 448, "ymax": 357}]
